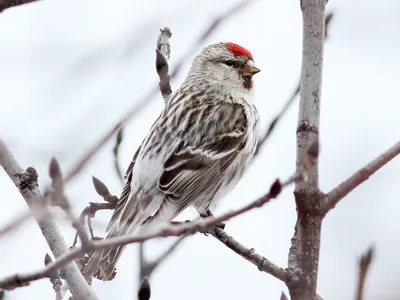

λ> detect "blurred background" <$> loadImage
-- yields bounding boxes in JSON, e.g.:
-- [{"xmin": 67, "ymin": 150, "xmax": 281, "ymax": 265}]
[{"xmin": 0, "ymin": 0, "xmax": 399, "ymax": 299}]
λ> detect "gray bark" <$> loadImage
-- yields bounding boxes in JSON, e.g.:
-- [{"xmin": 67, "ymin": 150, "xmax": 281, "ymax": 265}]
[
  {"xmin": 289, "ymin": 0, "xmax": 326, "ymax": 299},
  {"xmin": 0, "ymin": 139, "xmax": 98, "ymax": 300}
]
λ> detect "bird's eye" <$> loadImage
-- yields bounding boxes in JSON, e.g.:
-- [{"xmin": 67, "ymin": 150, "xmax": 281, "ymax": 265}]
[{"xmin": 225, "ymin": 60, "xmax": 234, "ymax": 66}]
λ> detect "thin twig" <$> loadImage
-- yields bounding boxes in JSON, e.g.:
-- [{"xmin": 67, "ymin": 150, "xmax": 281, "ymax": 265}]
[
  {"xmin": 45, "ymin": 254, "xmax": 64, "ymax": 300},
  {"xmin": 72, "ymin": 176, "xmax": 118, "ymax": 247},
  {"xmin": 48, "ymin": 158, "xmax": 90, "ymax": 248},
  {"xmin": 211, "ymin": 227, "xmax": 286, "ymax": 281},
  {"xmin": 0, "ymin": 210, "xmax": 33, "ymax": 238},
  {"xmin": 0, "ymin": 170, "xmax": 300, "ymax": 290},
  {"xmin": 140, "ymin": 236, "xmax": 187, "ymax": 279},
  {"xmin": 321, "ymin": 141, "xmax": 400, "ymax": 215},
  {"xmin": 139, "ymin": 243, "xmax": 146, "ymax": 281},
  {"xmin": 0, "ymin": 138, "xmax": 98, "ymax": 299},
  {"xmin": 71, "ymin": 201, "xmax": 117, "ymax": 248},
  {"xmin": 112, "ymin": 128, "xmax": 124, "ymax": 183},
  {"xmin": 0, "ymin": 0, "xmax": 38, "ymax": 12},
  {"xmin": 156, "ymin": 27, "xmax": 172, "ymax": 103},
  {"xmin": 355, "ymin": 246, "xmax": 374, "ymax": 300}
]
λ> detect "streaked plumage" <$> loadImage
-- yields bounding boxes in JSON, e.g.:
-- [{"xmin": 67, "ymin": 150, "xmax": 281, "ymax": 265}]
[{"xmin": 84, "ymin": 42, "xmax": 260, "ymax": 280}]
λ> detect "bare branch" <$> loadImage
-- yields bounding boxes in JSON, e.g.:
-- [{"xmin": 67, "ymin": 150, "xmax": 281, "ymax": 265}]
[
  {"xmin": 71, "ymin": 177, "xmax": 118, "ymax": 248},
  {"xmin": 0, "ymin": 138, "xmax": 98, "ymax": 299},
  {"xmin": 149, "ymin": 236, "xmax": 186, "ymax": 272},
  {"xmin": 138, "ymin": 243, "xmax": 146, "ymax": 281},
  {"xmin": 355, "ymin": 246, "xmax": 374, "ymax": 300},
  {"xmin": 45, "ymin": 254, "xmax": 64, "ymax": 300},
  {"xmin": 0, "ymin": 210, "xmax": 32, "ymax": 238},
  {"xmin": 324, "ymin": 12, "xmax": 334, "ymax": 39},
  {"xmin": 48, "ymin": 158, "xmax": 90, "ymax": 248},
  {"xmin": 156, "ymin": 27, "xmax": 172, "ymax": 103},
  {"xmin": 112, "ymin": 128, "xmax": 124, "ymax": 183},
  {"xmin": 321, "ymin": 142, "xmax": 400, "ymax": 215},
  {"xmin": 0, "ymin": 171, "xmax": 299, "ymax": 289},
  {"xmin": 211, "ymin": 227, "xmax": 286, "ymax": 282},
  {"xmin": 71, "ymin": 201, "xmax": 117, "ymax": 248},
  {"xmin": 0, "ymin": 0, "xmax": 38, "ymax": 12},
  {"xmin": 140, "ymin": 236, "xmax": 187, "ymax": 279},
  {"xmin": 289, "ymin": 0, "xmax": 326, "ymax": 299}
]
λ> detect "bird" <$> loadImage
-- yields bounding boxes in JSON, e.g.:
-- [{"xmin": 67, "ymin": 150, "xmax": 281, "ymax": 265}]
[{"xmin": 84, "ymin": 42, "xmax": 260, "ymax": 280}]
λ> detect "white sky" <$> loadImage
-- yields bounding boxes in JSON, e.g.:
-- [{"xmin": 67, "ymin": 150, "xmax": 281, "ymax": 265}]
[{"xmin": 0, "ymin": 0, "xmax": 399, "ymax": 299}]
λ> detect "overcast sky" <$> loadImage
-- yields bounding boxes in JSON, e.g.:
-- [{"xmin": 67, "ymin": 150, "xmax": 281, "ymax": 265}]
[{"xmin": 0, "ymin": 0, "xmax": 400, "ymax": 299}]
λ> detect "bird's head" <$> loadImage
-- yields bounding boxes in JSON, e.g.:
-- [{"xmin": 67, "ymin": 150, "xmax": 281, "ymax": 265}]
[{"xmin": 187, "ymin": 42, "xmax": 260, "ymax": 94}]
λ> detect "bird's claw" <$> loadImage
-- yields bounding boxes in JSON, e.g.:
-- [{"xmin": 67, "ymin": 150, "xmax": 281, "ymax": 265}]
[{"xmin": 216, "ymin": 222, "xmax": 226, "ymax": 230}]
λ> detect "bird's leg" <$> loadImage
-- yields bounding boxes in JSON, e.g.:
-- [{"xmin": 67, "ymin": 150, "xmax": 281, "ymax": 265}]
[{"xmin": 201, "ymin": 209, "xmax": 226, "ymax": 230}]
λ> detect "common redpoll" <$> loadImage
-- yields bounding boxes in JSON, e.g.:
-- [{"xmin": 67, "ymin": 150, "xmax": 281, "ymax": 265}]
[{"xmin": 84, "ymin": 42, "xmax": 260, "ymax": 280}]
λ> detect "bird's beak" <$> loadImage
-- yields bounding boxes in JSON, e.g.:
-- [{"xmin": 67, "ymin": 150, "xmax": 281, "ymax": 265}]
[{"xmin": 243, "ymin": 60, "xmax": 261, "ymax": 75}]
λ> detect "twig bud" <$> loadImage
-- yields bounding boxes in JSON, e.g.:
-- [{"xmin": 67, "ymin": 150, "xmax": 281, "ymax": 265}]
[
  {"xmin": 138, "ymin": 277, "xmax": 151, "ymax": 300},
  {"xmin": 92, "ymin": 176, "xmax": 111, "ymax": 198}
]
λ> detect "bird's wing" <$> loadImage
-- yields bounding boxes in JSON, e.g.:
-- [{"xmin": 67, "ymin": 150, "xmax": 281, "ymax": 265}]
[
  {"xmin": 106, "ymin": 145, "xmax": 141, "ymax": 231},
  {"xmin": 155, "ymin": 102, "xmax": 248, "ymax": 219}
]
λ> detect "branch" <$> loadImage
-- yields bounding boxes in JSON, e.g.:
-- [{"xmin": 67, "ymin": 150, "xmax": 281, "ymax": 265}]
[
  {"xmin": 156, "ymin": 27, "xmax": 172, "ymax": 103},
  {"xmin": 0, "ymin": 138, "xmax": 98, "ymax": 300},
  {"xmin": 112, "ymin": 128, "xmax": 124, "ymax": 183},
  {"xmin": 47, "ymin": 158, "xmax": 90, "ymax": 248},
  {"xmin": 140, "ymin": 236, "xmax": 187, "ymax": 279},
  {"xmin": 211, "ymin": 227, "xmax": 286, "ymax": 282},
  {"xmin": 0, "ymin": 0, "xmax": 38, "ymax": 12},
  {"xmin": 321, "ymin": 142, "xmax": 400, "ymax": 215},
  {"xmin": 0, "ymin": 171, "xmax": 300, "ymax": 289},
  {"xmin": 289, "ymin": 0, "xmax": 326, "ymax": 299},
  {"xmin": 355, "ymin": 246, "xmax": 374, "ymax": 300},
  {"xmin": 0, "ymin": 210, "xmax": 33, "ymax": 238},
  {"xmin": 45, "ymin": 254, "xmax": 65, "ymax": 300},
  {"xmin": 71, "ymin": 176, "xmax": 118, "ymax": 247},
  {"xmin": 139, "ymin": 243, "xmax": 146, "ymax": 281}
]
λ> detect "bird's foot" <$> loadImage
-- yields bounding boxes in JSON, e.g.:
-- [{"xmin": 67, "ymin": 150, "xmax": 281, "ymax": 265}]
[{"xmin": 199, "ymin": 210, "xmax": 226, "ymax": 235}]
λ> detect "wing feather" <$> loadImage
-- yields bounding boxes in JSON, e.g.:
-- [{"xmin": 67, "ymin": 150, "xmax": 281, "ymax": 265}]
[
  {"xmin": 156, "ymin": 103, "xmax": 247, "ymax": 216},
  {"xmin": 106, "ymin": 145, "xmax": 141, "ymax": 231}
]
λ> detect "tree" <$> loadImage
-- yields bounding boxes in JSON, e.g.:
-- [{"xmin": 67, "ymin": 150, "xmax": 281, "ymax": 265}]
[{"xmin": 0, "ymin": 0, "xmax": 399, "ymax": 299}]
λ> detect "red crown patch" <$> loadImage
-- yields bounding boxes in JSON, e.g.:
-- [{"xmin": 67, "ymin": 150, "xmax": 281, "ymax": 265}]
[{"xmin": 226, "ymin": 42, "xmax": 252, "ymax": 58}]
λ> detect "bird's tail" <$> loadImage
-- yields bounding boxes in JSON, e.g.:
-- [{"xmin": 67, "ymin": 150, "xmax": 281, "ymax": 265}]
[
  {"xmin": 83, "ymin": 198, "xmax": 177, "ymax": 280},
  {"xmin": 83, "ymin": 226, "xmax": 128, "ymax": 281},
  {"xmin": 83, "ymin": 207, "xmax": 146, "ymax": 281}
]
